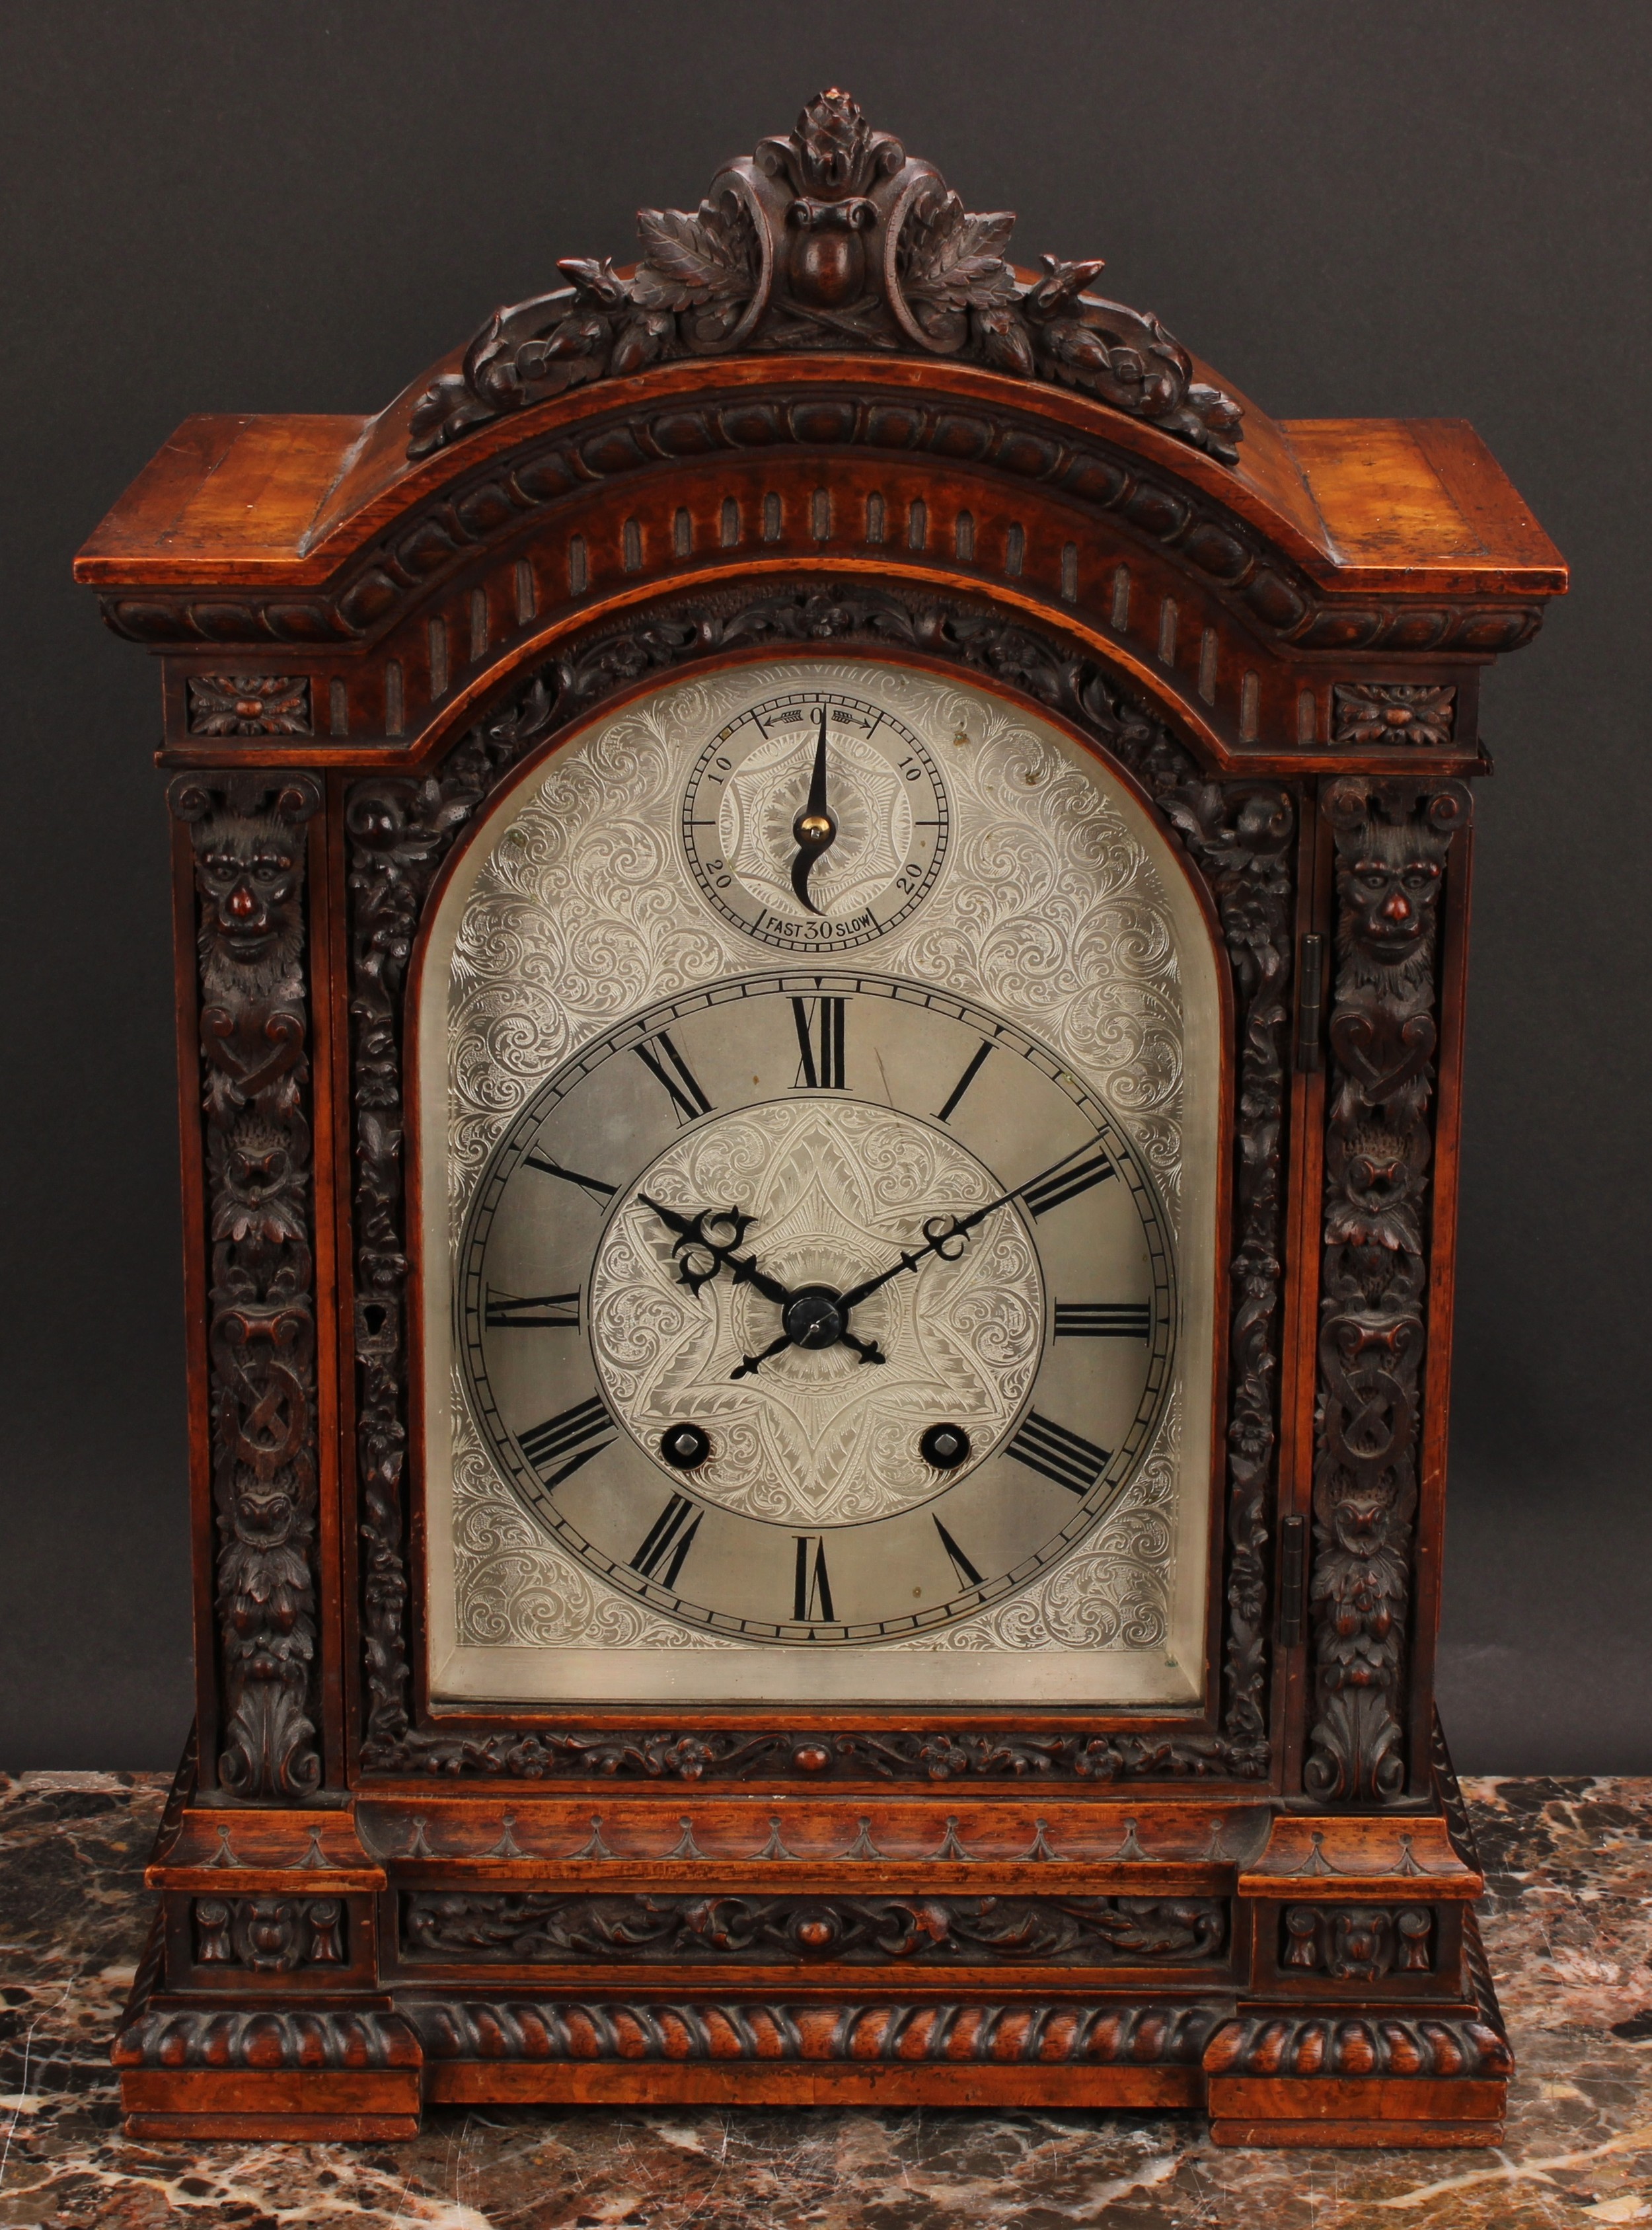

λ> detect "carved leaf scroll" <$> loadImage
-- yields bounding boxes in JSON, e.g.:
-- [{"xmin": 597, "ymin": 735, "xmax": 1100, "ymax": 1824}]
[
  {"xmin": 400, "ymin": 1890, "xmax": 1228, "ymax": 1965},
  {"xmin": 1304, "ymin": 777, "xmax": 1472, "ymax": 1804},
  {"xmin": 408, "ymin": 89, "xmax": 1242, "ymax": 465},
  {"xmin": 170, "ymin": 773, "xmax": 322, "ymax": 1801}
]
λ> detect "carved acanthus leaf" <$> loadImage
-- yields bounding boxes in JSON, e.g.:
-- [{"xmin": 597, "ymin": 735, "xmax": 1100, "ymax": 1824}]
[{"xmin": 407, "ymin": 89, "xmax": 1242, "ymax": 466}]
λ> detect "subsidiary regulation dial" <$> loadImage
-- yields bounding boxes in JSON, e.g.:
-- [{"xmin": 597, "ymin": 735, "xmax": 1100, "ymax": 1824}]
[{"xmin": 681, "ymin": 689, "xmax": 950, "ymax": 952}]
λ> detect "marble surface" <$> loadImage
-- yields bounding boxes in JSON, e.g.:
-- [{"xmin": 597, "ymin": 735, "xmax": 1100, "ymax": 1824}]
[{"xmin": 0, "ymin": 1771, "xmax": 1647, "ymax": 2228}]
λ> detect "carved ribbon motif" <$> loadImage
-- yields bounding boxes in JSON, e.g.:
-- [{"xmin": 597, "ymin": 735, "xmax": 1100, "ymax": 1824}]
[
  {"xmin": 348, "ymin": 582, "xmax": 1293, "ymax": 1782},
  {"xmin": 170, "ymin": 775, "xmax": 322, "ymax": 1800},
  {"xmin": 1305, "ymin": 777, "xmax": 1472, "ymax": 1803},
  {"xmin": 408, "ymin": 89, "xmax": 1242, "ymax": 465}
]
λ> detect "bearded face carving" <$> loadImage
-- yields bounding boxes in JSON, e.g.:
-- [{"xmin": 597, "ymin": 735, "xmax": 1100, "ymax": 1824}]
[
  {"xmin": 193, "ymin": 812, "xmax": 305, "ymax": 987},
  {"xmin": 1342, "ymin": 835, "xmax": 1442, "ymax": 974}
]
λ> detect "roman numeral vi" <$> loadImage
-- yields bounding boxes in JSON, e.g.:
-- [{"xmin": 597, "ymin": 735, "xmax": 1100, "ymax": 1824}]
[{"xmin": 793, "ymin": 1535, "xmax": 836, "ymax": 1623}]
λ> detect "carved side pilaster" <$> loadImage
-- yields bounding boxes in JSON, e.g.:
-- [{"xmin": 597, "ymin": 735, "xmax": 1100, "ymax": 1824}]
[
  {"xmin": 346, "ymin": 685, "xmax": 559, "ymax": 1760},
  {"xmin": 170, "ymin": 774, "xmax": 323, "ymax": 1800},
  {"xmin": 1304, "ymin": 777, "xmax": 1472, "ymax": 1804}
]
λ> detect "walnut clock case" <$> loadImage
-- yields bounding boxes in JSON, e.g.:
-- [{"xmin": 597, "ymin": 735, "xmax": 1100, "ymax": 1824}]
[{"xmin": 77, "ymin": 92, "xmax": 1565, "ymax": 2148}]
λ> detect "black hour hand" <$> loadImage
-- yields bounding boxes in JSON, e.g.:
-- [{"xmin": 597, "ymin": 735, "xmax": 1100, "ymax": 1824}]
[
  {"xmin": 790, "ymin": 705, "xmax": 838, "ymax": 915},
  {"xmin": 639, "ymin": 1195, "xmax": 790, "ymax": 1307}
]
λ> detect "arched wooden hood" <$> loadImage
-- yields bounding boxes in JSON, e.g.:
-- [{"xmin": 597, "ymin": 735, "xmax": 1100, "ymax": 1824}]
[{"xmin": 76, "ymin": 87, "xmax": 1564, "ymax": 776}]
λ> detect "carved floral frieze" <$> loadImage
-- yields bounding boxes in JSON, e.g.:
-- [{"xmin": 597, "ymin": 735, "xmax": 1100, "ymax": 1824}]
[{"xmin": 401, "ymin": 1889, "xmax": 1228, "ymax": 1966}]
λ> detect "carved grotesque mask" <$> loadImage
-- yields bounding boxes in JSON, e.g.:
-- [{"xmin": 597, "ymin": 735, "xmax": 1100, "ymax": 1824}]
[
  {"xmin": 1344, "ymin": 823, "xmax": 1443, "ymax": 963},
  {"xmin": 195, "ymin": 815, "xmax": 301, "ymax": 964}
]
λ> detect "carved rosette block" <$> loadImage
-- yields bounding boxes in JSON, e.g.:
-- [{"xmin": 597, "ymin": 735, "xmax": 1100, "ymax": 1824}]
[
  {"xmin": 408, "ymin": 89, "xmax": 1242, "ymax": 464},
  {"xmin": 169, "ymin": 775, "xmax": 323, "ymax": 1801},
  {"xmin": 1332, "ymin": 683, "xmax": 1456, "ymax": 750},
  {"xmin": 186, "ymin": 675, "xmax": 311, "ymax": 737},
  {"xmin": 1305, "ymin": 778, "xmax": 1472, "ymax": 1804}
]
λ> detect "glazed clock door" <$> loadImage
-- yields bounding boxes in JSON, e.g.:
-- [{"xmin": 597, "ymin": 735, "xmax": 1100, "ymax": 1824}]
[{"xmin": 417, "ymin": 658, "xmax": 1222, "ymax": 1708}]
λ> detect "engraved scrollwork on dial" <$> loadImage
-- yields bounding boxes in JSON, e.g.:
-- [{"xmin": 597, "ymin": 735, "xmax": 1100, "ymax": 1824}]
[{"xmin": 590, "ymin": 1100, "xmax": 1043, "ymax": 1525}]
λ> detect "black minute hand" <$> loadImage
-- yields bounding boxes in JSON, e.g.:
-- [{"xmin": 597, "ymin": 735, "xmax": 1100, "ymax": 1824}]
[
  {"xmin": 835, "ymin": 1140, "xmax": 1109, "ymax": 1314},
  {"xmin": 790, "ymin": 705, "xmax": 839, "ymax": 915}
]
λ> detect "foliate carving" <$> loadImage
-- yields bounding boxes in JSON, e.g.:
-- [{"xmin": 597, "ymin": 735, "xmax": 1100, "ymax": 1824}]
[
  {"xmin": 349, "ymin": 682, "xmax": 560, "ymax": 1759},
  {"xmin": 186, "ymin": 675, "xmax": 311, "ymax": 736},
  {"xmin": 194, "ymin": 1895, "xmax": 346, "ymax": 1972},
  {"xmin": 351, "ymin": 582, "xmax": 1293, "ymax": 1783},
  {"xmin": 1332, "ymin": 683, "xmax": 1455, "ymax": 751},
  {"xmin": 170, "ymin": 775, "xmax": 322, "ymax": 1801},
  {"xmin": 402, "ymin": 1890, "xmax": 1227, "ymax": 1966},
  {"xmin": 409, "ymin": 1996, "xmax": 1224, "ymax": 2067},
  {"xmin": 1304, "ymin": 777, "xmax": 1472, "ymax": 1805},
  {"xmin": 408, "ymin": 89, "xmax": 1242, "ymax": 465},
  {"xmin": 1281, "ymin": 1903, "xmax": 1433, "ymax": 1980}
]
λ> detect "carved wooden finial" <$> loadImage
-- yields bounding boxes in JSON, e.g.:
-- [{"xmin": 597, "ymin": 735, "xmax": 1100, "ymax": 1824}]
[{"xmin": 408, "ymin": 89, "xmax": 1242, "ymax": 466}]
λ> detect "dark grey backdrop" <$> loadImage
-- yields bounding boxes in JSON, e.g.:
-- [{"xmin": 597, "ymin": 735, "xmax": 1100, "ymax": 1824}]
[{"xmin": 3, "ymin": 0, "xmax": 1645, "ymax": 1772}]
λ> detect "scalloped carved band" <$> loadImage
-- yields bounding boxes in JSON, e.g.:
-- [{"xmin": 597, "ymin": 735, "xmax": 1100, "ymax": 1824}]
[
  {"xmin": 1204, "ymin": 2005, "xmax": 1509, "ymax": 2080},
  {"xmin": 170, "ymin": 775, "xmax": 322, "ymax": 1802},
  {"xmin": 410, "ymin": 1996, "xmax": 1227, "ymax": 2067},
  {"xmin": 409, "ymin": 89, "xmax": 1241, "ymax": 467},
  {"xmin": 1306, "ymin": 777, "xmax": 1472, "ymax": 1804},
  {"xmin": 399, "ymin": 1890, "xmax": 1228, "ymax": 1966},
  {"xmin": 348, "ymin": 580, "xmax": 1293, "ymax": 1783},
  {"xmin": 115, "ymin": 2005, "xmax": 418, "ymax": 2071}
]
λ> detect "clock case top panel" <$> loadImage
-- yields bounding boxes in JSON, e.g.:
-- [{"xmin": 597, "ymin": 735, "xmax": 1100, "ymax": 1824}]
[{"xmin": 410, "ymin": 656, "xmax": 1226, "ymax": 1714}]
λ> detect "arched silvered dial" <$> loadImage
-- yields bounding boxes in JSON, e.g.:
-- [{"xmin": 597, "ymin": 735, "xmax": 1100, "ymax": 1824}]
[
  {"xmin": 459, "ymin": 974, "xmax": 1174, "ymax": 1644},
  {"xmin": 424, "ymin": 654, "xmax": 1221, "ymax": 1709}
]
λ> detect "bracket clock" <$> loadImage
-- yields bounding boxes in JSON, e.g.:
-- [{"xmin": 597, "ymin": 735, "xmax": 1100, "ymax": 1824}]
[{"xmin": 77, "ymin": 91, "xmax": 1565, "ymax": 2147}]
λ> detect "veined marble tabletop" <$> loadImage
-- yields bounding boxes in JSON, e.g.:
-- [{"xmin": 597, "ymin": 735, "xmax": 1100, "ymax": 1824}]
[{"xmin": 0, "ymin": 1774, "xmax": 1647, "ymax": 2229}]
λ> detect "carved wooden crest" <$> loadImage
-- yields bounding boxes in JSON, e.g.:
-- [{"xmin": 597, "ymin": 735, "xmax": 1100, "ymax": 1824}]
[{"xmin": 410, "ymin": 88, "xmax": 1243, "ymax": 465}]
